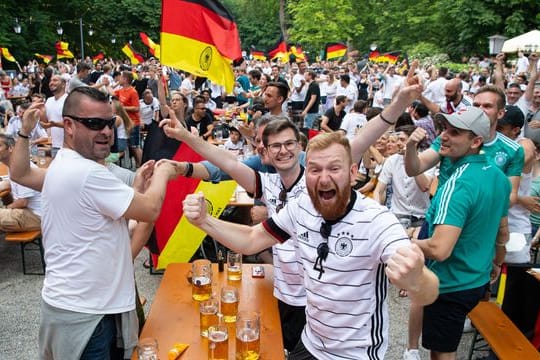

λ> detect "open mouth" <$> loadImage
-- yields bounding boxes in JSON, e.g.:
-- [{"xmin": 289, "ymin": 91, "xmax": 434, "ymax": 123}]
[
  {"xmin": 95, "ymin": 139, "xmax": 110, "ymax": 146},
  {"xmin": 319, "ymin": 189, "xmax": 336, "ymax": 200}
]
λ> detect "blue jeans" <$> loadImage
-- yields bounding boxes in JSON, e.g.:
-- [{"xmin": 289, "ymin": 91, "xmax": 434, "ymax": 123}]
[
  {"xmin": 80, "ymin": 314, "xmax": 116, "ymax": 360},
  {"xmin": 304, "ymin": 113, "xmax": 319, "ymax": 129}
]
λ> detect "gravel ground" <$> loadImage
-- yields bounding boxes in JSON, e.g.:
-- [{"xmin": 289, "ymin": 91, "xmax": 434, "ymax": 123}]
[{"xmin": 0, "ymin": 239, "xmax": 475, "ymax": 359}]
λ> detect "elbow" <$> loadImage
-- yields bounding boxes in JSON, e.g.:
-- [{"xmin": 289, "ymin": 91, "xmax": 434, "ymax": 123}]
[{"xmin": 432, "ymin": 249, "xmax": 451, "ymax": 262}]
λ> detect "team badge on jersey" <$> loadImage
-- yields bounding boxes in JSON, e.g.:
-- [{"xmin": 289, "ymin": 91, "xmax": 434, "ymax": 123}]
[
  {"xmin": 493, "ymin": 151, "xmax": 508, "ymax": 168},
  {"xmin": 335, "ymin": 232, "xmax": 353, "ymax": 257}
]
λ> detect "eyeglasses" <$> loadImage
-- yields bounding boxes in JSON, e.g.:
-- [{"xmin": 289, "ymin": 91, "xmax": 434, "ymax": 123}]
[
  {"xmin": 275, "ymin": 188, "xmax": 287, "ymax": 213},
  {"xmin": 267, "ymin": 139, "xmax": 298, "ymax": 155},
  {"xmin": 64, "ymin": 114, "xmax": 116, "ymax": 131}
]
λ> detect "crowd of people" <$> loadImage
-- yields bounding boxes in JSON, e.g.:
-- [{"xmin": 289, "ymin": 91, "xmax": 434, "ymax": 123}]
[{"xmin": 0, "ymin": 48, "xmax": 539, "ymax": 359}]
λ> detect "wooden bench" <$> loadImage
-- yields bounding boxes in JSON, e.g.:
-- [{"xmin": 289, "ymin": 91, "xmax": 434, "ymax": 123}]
[
  {"xmin": 467, "ymin": 301, "xmax": 540, "ymax": 359},
  {"xmin": 4, "ymin": 230, "xmax": 45, "ymax": 275}
]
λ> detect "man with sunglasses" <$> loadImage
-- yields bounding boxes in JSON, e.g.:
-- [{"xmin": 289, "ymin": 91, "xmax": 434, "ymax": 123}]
[
  {"xmin": 181, "ymin": 130, "xmax": 439, "ymax": 360},
  {"xmin": 405, "ymin": 107, "xmax": 510, "ymax": 360},
  {"xmin": 161, "ymin": 115, "xmax": 308, "ymax": 353},
  {"xmin": 9, "ymin": 87, "xmax": 179, "ymax": 359}
]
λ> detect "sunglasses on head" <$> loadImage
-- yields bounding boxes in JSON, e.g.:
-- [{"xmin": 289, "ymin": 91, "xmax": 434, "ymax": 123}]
[
  {"xmin": 64, "ymin": 114, "xmax": 116, "ymax": 131},
  {"xmin": 275, "ymin": 188, "xmax": 287, "ymax": 213}
]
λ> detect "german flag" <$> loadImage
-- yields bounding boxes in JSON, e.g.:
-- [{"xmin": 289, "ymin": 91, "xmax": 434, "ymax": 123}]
[
  {"xmin": 139, "ymin": 32, "xmax": 161, "ymax": 59},
  {"xmin": 92, "ymin": 52, "xmax": 104, "ymax": 64},
  {"xmin": 161, "ymin": 0, "xmax": 242, "ymax": 93},
  {"xmin": 250, "ymin": 47, "xmax": 266, "ymax": 61},
  {"xmin": 289, "ymin": 44, "xmax": 306, "ymax": 62},
  {"xmin": 122, "ymin": 43, "xmax": 144, "ymax": 65},
  {"xmin": 268, "ymin": 36, "xmax": 288, "ymax": 62},
  {"xmin": 377, "ymin": 51, "xmax": 401, "ymax": 64},
  {"xmin": 0, "ymin": 48, "xmax": 17, "ymax": 63},
  {"xmin": 326, "ymin": 42, "xmax": 347, "ymax": 60},
  {"xmin": 368, "ymin": 50, "xmax": 380, "ymax": 61},
  {"xmin": 55, "ymin": 41, "xmax": 74, "ymax": 59},
  {"xmin": 34, "ymin": 53, "xmax": 53, "ymax": 64}
]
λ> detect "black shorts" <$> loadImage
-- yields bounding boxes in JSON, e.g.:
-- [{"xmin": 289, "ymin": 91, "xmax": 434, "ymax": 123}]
[{"xmin": 422, "ymin": 284, "xmax": 488, "ymax": 353}]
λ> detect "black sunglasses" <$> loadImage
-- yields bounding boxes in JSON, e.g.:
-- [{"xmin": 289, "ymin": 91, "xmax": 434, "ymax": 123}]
[
  {"xmin": 64, "ymin": 114, "xmax": 116, "ymax": 131},
  {"xmin": 275, "ymin": 188, "xmax": 287, "ymax": 213}
]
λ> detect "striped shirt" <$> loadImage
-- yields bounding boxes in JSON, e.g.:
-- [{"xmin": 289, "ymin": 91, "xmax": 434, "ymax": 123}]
[
  {"xmin": 263, "ymin": 190, "xmax": 410, "ymax": 359},
  {"xmin": 253, "ymin": 169, "xmax": 307, "ymax": 306}
]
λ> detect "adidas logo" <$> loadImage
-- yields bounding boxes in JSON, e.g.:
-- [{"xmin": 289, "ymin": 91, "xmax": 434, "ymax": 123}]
[{"xmin": 298, "ymin": 231, "xmax": 309, "ymax": 242}]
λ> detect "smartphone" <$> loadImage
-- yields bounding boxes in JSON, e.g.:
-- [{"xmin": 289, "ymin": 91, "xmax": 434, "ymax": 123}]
[{"xmin": 252, "ymin": 266, "xmax": 265, "ymax": 278}]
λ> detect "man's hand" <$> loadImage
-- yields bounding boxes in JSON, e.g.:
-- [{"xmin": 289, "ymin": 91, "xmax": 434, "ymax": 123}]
[
  {"xmin": 159, "ymin": 106, "xmax": 191, "ymax": 140},
  {"xmin": 519, "ymin": 195, "xmax": 540, "ymax": 213},
  {"xmin": 155, "ymin": 159, "xmax": 183, "ymax": 180},
  {"xmin": 407, "ymin": 127, "xmax": 428, "ymax": 148},
  {"xmin": 495, "ymin": 52, "xmax": 505, "ymax": 65},
  {"xmin": 183, "ymin": 192, "xmax": 208, "ymax": 226},
  {"xmin": 490, "ymin": 263, "xmax": 502, "ymax": 284},
  {"xmin": 250, "ymin": 205, "xmax": 268, "ymax": 224},
  {"xmin": 385, "ymin": 243, "xmax": 426, "ymax": 293},
  {"xmin": 21, "ymin": 102, "xmax": 44, "ymax": 134},
  {"xmin": 133, "ymin": 160, "xmax": 156, "ymax": 193}
]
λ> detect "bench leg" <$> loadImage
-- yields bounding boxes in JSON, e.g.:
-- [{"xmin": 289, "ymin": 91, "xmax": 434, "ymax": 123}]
[{"xmin": 20, "ymin": 237, "xmax": 45, "ymax": 275}]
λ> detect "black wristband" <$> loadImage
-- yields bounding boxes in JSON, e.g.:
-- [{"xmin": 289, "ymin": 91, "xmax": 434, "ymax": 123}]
[
  {"xmin": 379, "ymin": 112, "xmax": 395, "ymax": 125},
  {"xmin": 184, "ymin": 162, "xmax": 194, "ymax": 177},
  {"xmin": 17, "ymin": 131, "xmax": 30, "ymax": 139}
]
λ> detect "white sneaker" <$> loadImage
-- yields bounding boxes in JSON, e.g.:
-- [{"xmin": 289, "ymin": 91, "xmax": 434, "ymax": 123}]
[
  {"xmin": 403, "ymin": 348, "xmax": 421, "ymax": 360},
  {"xmin": 463, "ymin": 317, "xmax": 474, "ymax": 333}
]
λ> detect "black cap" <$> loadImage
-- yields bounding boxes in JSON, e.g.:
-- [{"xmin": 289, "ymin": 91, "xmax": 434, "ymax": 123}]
[{"xmin": 498, "ymin": 105, "xmax": 524, "ymax": 129}]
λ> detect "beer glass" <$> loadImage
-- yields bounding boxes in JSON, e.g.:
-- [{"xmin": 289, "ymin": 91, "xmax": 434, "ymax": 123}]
[
  {"xmin": 236, "ymin": 311, "xmax": 260, "ymax": 360},
  {"xmin": 191, "ymin": 259, "xmax": 212, "ymax": 301},
  {"xmin": 227, "ymin": 251, "xmax": 242, "ymax": 281},
  {"xmin": 208, "ymin": 324, "xmax": 229, "ymax": 360},
  {"xmin": 220, "ymin": 285, "xmax": 239, "ymax": 323},
  {"xmin": 200, "ymin": 298, "xmax": 219, "ymax": 337},
  {"xmin": 137, "ymin": 337, "xmax": 158, "ymax": 360}
]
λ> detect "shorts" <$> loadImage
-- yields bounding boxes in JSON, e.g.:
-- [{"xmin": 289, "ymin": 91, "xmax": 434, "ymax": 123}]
[
  {"xmin": 422, "ymin": 284, "xmax": 488, "ymax": 352},
  {"xmin": 129, "ymin": 125, "xmax": 140, "ymax": 147}
]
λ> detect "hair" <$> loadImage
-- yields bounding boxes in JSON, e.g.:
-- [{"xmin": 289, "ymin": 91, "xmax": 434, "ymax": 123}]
[
  {"xmin": 142, "ymin": 89, "xmax": 153, "ymax": 97},
  {"xmin": 298, "ymin": 132, "xmax": 308, "ymax": 151},
  {"xmin": 193, "ymin": 96, "xmax": 206, "ymax": 107},
  {"xmin": 395, "ymin": 112, "xmax": 414, "ymax": 128},
  {"xmin": 63, "ymin": 87, "xmax": 110, "ymax": 117},
  {"xmin": 267, "ymin": 81, "xmax": 289, "ymax": 102},
  {"xmin": 262, "ymin": 118, "xmax": 300, "ymax": 146},
  {"xmin": 476, "ymin": 85, "xmax": 506, "ymax": 110},
  {"xmin": 103, "ymin": 64, "xmax": 112, "ymax": 73},
  {"xmin": 248, "ymin": 69, "xmax": 261, "ymax": 81},
  {"xmin": 438, "ymin": 67, "xmax": 448, "ymax": 78},
  {"xmin": 19, "ymin": 102, "xmax": 31, "ymax": 111},
  {"xmin": 340, "ymin": 74, "xmax": 350, "ymax": 84},
  {"xmin": 31, "ymin": 93, "xmax": 46, "ymax": 101},
  {"xmin": 121, "ymin": 70, "xmax": 134, "ymax": 84},
  {"xmin": 335, "ymin": 95, "xmax": 348, "ymax": 105},
  {"xmin": 507, "ymin": 83, "xmax": 522, "ymax": 91},
  {"xmin": 0, "ymin": 134, "xmax": 15, "ymax": 148},
  {"xmin": 411, "ymin": 101, "xmax": 429, "ymax": 118},
  {"xmin": 353, "ymin": 100, "xmax": 368, "ymax": 113},
  {"xmin": 366, "ymin": 107, "xmax": 382, "ymax": 120},
  {"xmin": 306, "ymin": 131, "xmax": 352, "ymax": 165},
  {"xmin": 76, "ymin": 62, "xmax": 91, "ymax": 73},
  {"xmin": 306, "ymin": 70, "xmax": 317, "ymax": 80},
  {"xmin": 395, "ymin": 124, "xmax": 417, "ymax": 137},
  {"xmin": 113, "ymin": 99, "xmax": 133, "ymax": 135}
]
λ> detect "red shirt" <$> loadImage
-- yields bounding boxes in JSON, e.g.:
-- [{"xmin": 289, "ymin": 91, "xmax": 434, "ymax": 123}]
[{"xmin": 114, "ymin": 87, "xmax": 141, "ymax": 126}]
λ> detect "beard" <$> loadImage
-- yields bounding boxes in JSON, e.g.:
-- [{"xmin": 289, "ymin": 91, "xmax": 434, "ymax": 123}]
[{"xmin": 308, "ymin": 178, "xmax": 350, "ymax": 220}]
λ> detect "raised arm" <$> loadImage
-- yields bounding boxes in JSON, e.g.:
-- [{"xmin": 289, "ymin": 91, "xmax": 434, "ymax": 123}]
[
  {"xmin": 160, "ymin": 114, "xmax": 257, "ymax": 193},
  {"xmin": 524, "ymin": 53, "xmax": 538, "ymax": 103},
  {"xmin": 183, "ymin": 192, "xmax": 277, "ymax": 255},
  {"xmin": 493, "ymin": 53, "xmax": 506, "ymax": 91},
  {"xmin": 9, "ymin": 102, "xmax": 47, "ymax": 191},
  {"xmin": 404, "ymin": 127, "xmax": 440, "ymax": 176}
]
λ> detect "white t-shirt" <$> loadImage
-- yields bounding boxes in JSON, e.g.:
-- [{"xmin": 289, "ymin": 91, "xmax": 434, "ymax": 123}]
[
  {"xmin": 41, "ymin": 148, "xmax": 136, "ymax": 314},
  {"xmin": 290, "ymin": 73, "xmax": 307, "ymax": 102},
  {"xmin": 378, "ymin": 153, "xmax": 434, "ymax": 218},
  {"xmin": 139, "ymin": 98, "xmax": 160, "ymax": 125},
  {"xmin": 45, "ymin": 93, "xmax": 68, "ymax": 149},
  {"xmin": 340, "ymin": 113, "xmax": 367, "ymax": 140},
  {"xmin": 423, "ymin": 77, "xmax": 448, "ymax": 104},
  {"xmin": 264, "ymin": 191, "xmax": 409, "ymax": 359},
  {"xmin": 180, "ymin": 78, "xmax": 194, "ymax": 107},
  {"xmin": 254, "ymin": 170, "xmax": 306, "ymax": 307},
  {"xmin": 9, "ymin": 163, "xmax": 42, "ymax": 217}
]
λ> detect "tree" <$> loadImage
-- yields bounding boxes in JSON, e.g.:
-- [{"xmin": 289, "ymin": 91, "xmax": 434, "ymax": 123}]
[{"xmin": 287, "ymin": 0, "xmax": 363, "ymax": 55}]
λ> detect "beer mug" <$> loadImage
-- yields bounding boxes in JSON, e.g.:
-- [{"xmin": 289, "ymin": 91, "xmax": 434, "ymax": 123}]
[
  {"xmin": 236, "ymin": 311, "xmax": 260, "ymax": 360},
  {"xmin": 200, "ymin": 298, "xmax": 219, "ymax": 337},
  {"xmin": 208, "ymin": 324, "xmax": 229, "ymax": 360},
  {"xmin": 220, "ymin": 285, "xmax": 239, "ymax": 323},
  {"xmin": 227, "ymin": 251, "xmax": 242, "ymax": 281},
  {"xmin": 191, "ymin": 259, "xmax": 212, "ymax": 301},
  {"xmin": 137, "ymin": 337, "xmax": 158, "ymax": 360}
]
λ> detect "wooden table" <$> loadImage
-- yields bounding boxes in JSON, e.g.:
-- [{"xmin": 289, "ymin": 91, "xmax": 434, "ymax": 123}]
[{"xmin": 134, "ymin": 263, "xmax": 284, "ymax": 359}]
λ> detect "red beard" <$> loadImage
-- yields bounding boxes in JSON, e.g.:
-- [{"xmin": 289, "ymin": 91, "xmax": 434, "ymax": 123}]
[{"xmin": 308, "ymin": 178, "xmax": 350, "ymax": 220}]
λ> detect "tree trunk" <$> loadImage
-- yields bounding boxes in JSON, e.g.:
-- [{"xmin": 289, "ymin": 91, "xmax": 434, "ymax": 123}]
[{"xmin": 279, "ymin": 0, "xmax": 288, "ymax": 42}]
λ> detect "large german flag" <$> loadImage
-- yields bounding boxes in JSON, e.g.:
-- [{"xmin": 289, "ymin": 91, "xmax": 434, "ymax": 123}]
[
  {"xmin": 268, "ymin": 36, "xmax": 288, "ymax": 63},
  {"xmin": 122, "ymin": 43, "xmax": 144, "ymax": 65},
  {"xmin": 140, "ymin": 32, "xmax": 161, "ymax": 59},
  {"xmin": 326, "ymin": 42, "xmax": 347, "ymax": 60},
  {"xmin": 161, "ymin": 0, "xmax": 241, "ymax": 93}
]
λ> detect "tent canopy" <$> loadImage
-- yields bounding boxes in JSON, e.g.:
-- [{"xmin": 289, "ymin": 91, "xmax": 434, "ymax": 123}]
[{"xmin": 502, "ymin": 30, "xmax": 540, "ymax": 53}]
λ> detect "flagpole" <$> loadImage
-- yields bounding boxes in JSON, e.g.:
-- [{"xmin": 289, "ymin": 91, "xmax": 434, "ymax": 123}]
[{"xmin": 79, "ymin": 18, "xmax": 85, "ymax": 60}]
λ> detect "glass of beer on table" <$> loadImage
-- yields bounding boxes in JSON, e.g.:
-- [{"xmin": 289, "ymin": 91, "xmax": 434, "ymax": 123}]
[
  {"xmin": 208, "ymin": 324, "xmax": 228, "ymax": 360},
  {"xmin": 236, "ymin": 311, "xmax": 260, "ymax": 360},
  {"xmin": 227, "ymin": 251, "xmax": 242, "ymax": 281},
  {"xmin": 192, "ymin": 259, "xmax": 212, "ymax": 301},
  {"xmin": 220, "ymin": 285, "xmax": 239, "ymax": 323},
  {"xmin": 200, "ymin": 298, "xmax": 219, "ymax": 337}
]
